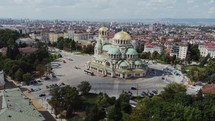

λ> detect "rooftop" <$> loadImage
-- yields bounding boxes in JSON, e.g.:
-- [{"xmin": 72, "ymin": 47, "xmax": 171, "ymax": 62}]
[{"xmin": 0, "ymin": 88, "xmax": 45, "ymax": 121}]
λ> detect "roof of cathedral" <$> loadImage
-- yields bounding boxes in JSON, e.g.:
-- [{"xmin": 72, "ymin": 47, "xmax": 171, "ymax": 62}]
[
  {"xmin": 134, "ymin": 60, "xmax": 143, "ymax": 65},
  {"xmin": 113, "ymin": 31, "xmax": 131, "ymax": 40},
  {"xmin": 119, "ymin": 61, "xmax": 129, "ymax": 67},
  {"xmin": 99, "ymin": 27, "xmax": 108, "ymax": 32},
  {"xmin": 95, "ymin": 42, "xmax": 102, "ymax": 49},
  {"xmin": 126, "ymin": 48, "xmax": 138, "ymax": 55},
  {"xmin": 107, "ymin": 47, "xmax": 121, "ymax": 55},
  {"xmin": 102, "ymin": 45, "xmax": 112, "ymax": 51}
]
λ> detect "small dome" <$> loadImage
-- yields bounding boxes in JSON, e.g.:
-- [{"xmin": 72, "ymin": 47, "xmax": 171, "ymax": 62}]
[
  {"xmin": 95, "ymin": 42, "xmax": 102, "ymax": 49},
  {"xmin": 119, "ymin": 61, "xmax": 128, "ymax": 67},
  {"xmin": 108, "ymin": 47, "xmax": 121, "ymax": 55},
  {"xmin": 134, "ymin": 60, "xmax": 143, "ymax": 65},
  {"xmin": 99, "ymin": 27, "xmax": 108, "ymax": 32},
  {"xmin": 102, "ymin": 45, "xmax": 112, "ymax": 52},
  {"xmin": 126, "ymin": 48, "xmax": 138, "ymax": 55},
  {"xmin": 113, "ymin": 31, "xmax": 131, "ymax": 40}
]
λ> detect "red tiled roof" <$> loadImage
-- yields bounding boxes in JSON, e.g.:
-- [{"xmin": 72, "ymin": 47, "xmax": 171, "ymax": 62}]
[
  {"xmin": 18, "ymin": 47, "xmax": 38, "ymax": 54},
  {"xmin": 202, "ymin": 84, "xmax": 215, "ymax": 94}
]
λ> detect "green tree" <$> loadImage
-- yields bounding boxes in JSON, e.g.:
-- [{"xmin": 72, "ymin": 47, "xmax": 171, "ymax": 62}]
[
  {"xmin": 77, "ymin": 81, "xmax": 91, "ymax": 95},
  {"xmin": 15, "ymin": 68, "xmax": 24, "ymax": 81},
  {"xmin": 151, "ymin": 51, "xmax": 159, "ymax": 60},
  {"xmin": 85, "ymin": 106, "xmax": 106, "ymax": 121},
  {"xmin": 161, "ymin": 83, "xmax": 186, "ymax": 102},
  {"xmin": 107, "ymin": 105, "xmax": 122, "ymax": 121},
  {"xmin": 22, "ymin": 72, "xmax": 31, "ymax": 82}
]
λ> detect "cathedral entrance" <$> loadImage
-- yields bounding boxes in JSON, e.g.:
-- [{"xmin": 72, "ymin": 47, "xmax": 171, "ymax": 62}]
[{"xmin": 106, "ymin": 62, "xmax": 110, "ymax": 67}]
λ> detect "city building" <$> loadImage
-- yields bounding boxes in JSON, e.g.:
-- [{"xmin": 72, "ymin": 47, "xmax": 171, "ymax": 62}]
[
  {"xmin": 199, "ymin": 43, "xmax": 215, "ymax": 58},
  {"xmin": 87, "ymin": 27, "xmax": 148, "ymax": 78},
  {"xmin": 170, "ymin": 43, "xmax": 188, "ymax": 59},
  {"xmin": 49, "ymin": 32, "xmax": 64, "ymax": 43},
  {"xmin": 67, "ymin": 30, "xmax": 89, "ymax": 41},
  {"xmin": 0, "ymin": 88, "xmax": 46, "ymax": 121},
  {"xmin": 144, "ymin": 43, "xmax": 163, "ymax": 54},
  {"xmin": 16, "ymin": 38, "xmax": 35, "ymax": 46}
]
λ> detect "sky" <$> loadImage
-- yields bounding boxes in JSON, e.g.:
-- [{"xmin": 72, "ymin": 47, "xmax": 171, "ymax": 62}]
[{"xmin": 0, "ymin": 0, "xmax": 214, "ymax": 20}]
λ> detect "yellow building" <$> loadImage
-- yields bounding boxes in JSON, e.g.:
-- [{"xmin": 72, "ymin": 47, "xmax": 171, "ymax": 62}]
[{"xmin": 49, "ymin": 32, "xmax": 64, "ymax": 43}]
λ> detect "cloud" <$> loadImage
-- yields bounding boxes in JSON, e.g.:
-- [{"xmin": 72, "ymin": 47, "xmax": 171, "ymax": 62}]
[
  {"xmin": 208, "ymin": 7, "xmax": 215, "ymax": 14},
  {"xmin": 187, "ymin": 0, "xmax": 195, "ymax": 4}
]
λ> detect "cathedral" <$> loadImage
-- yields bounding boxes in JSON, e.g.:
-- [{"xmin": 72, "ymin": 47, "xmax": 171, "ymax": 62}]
[{"xmin": 86, "ymin": 27, "xmax": 148, "ymax": 78}]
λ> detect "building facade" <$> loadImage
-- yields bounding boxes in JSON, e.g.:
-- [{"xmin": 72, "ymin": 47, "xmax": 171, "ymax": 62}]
[
  {"xmin": 170, "ymin": 43, "xmax": 188, "ymax": 59},
  {"xmin": 87, "ymin": 27, "xmax": 148, "ymax": 78},
  {"xmin": 199, "ymin": 43, "xmax": 215, "ymax": 58},
  {"xmin": 144, "ymin": 43, "xmax": 163, "ymax": 54}
]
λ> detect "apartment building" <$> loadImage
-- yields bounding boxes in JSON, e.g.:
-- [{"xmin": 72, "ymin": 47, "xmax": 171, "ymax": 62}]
[{"xmin": 199, "ymin": 43, "xmax": 215, "ymax": 58}]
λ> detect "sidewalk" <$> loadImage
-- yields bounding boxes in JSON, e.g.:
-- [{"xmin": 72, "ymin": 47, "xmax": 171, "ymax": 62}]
[{"xmin": 22, "ymin": 89, "xmax": 57, "ymax": 121}]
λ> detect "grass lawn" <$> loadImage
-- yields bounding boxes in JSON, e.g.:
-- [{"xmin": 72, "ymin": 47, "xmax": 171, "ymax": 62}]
[
  {"xmin": 183, "ymin": 65, "xmax": 206, "ymax": 72},
  {"xmin": 81, "ymin": 93, "xmax": 98, "ymax": 107},
  {"xmin": 67, "ymin": 116, "xmax": 84, "ymax": 121},
  {"xmin": 157, "ymin": 60, "xmax": 167, "ymax": 64}
]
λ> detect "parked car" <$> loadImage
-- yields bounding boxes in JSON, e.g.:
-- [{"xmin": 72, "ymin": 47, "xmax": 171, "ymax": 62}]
[
  {"xmin": 148, "ymin": 92, "xmax": 154, "ymax": 97},
  {"xmin": 127, "ymin": 91, "xmax": 133, "ymax": 96},
  {"xmin": 58, "ymin": 82, "xmax": 65, "ymax": 86},
  {"xmin": 44, "ymin": 76, "xmax": 50, "ymax": 80},
  {"xmin": 140, "ymin": 92, "xmax": 146, "ymax": 97},
  {"xmin": 131, "ymin": 86, "xmax": 137, "ymax": 90},
  {"xmin": 140, "ymin": 91, "xmax": 148, "ymax": 97},
  {"xmin": 39, "ymin": 94, "xmax": 46, "ymax": 97},
  {"xmin": 152, "ymin": 89, "xmax": 158, "ymax": 94}
]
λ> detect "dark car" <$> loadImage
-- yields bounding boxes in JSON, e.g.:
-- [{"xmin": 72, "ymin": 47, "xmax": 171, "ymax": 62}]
[
  {"xmin": 152, "ymin": 90, "xmax": 158, "ymax": 94},
  {"xmin": 44, "ymin": 76, "xmax": 50, "ymax": 80},
  {"xmin": 39, "ymin": 94, "xmax": 46, "ymax": 97},
  {"xmin": 149, "ymin": 92, "xmax": 154, "ymax": 97},
  {"xmin": 52, "ymin": 75, "xmax": 56, "ymax": 78},
  {"xmin": 140, "ymin": 92, "xmax": 146, "ymax": 97},
  {"xmin": 131, "ymin": 86, "xmax": 137, "ymax": 90},
  {"xmin": 127, "ymin": 91, "xmax": 133, "ymax": 96}
]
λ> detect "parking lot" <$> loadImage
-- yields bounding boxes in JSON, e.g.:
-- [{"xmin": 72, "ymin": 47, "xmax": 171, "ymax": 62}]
[{"xmin": 25, "ymin": 49, "xmax": 169, "ymax": 100}]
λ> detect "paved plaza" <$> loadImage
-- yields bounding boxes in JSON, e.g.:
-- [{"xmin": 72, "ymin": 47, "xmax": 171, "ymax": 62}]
[{"xmin": 29, "ymin": 49, "xmax": 169, "ymax": 100}]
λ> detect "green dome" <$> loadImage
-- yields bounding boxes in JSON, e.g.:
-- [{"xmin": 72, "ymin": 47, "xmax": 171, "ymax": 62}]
[
  {"xmin": 108, "ymin": 47, "xmax": 121, "ymax": 55},
  {"xmin": 95, "ymin": 55, "xmax": 104, "ymax": 61},
  {"xmin": 103, "ymin": 45, "xmax": 112, "ymax": 52},
  {"xmin": 126, "ymin": 48, "xmax": 138, "ymax": 55},
  {"xmin": 134, "ymin": 60, "xmax": 143, "ymax": 65},
  {"xmin": 95, "ymin": 42, "xmax": 102, "ymax": 49},
  {"xmin": 119, "ymin": 61, "xmax": 128, "ymax": 67}
]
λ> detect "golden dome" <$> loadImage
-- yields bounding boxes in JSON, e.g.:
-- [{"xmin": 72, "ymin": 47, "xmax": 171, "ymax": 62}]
[
  {"xmin": 113, "ymin": 31, "xmax": 131, "ymax": 40},
  {"xmin": 99, "ymin": 27, "xmax": 108, "ymax": 31}
]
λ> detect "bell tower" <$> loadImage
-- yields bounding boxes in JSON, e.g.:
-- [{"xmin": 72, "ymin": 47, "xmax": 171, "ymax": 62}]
[{"xmin": 99, "ymin": 27, "xmax": 108, "ymax": 45}]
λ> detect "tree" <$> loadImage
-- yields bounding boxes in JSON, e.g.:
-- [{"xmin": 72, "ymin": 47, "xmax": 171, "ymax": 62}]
[
  {"xmin": 49, "ymin": 86, "xmax": 80, "ymax": 118},
  {"xmin": 85, "ymin": 106, "xmax": 106, "ymax": 121},
  {"xmin": 77, "ymin": 81, "xmax": 91, "ymax": 95},
  {"xmin": 140, "ymin": 52, "xmax": 151, "ymax": 59},
  {"xmin": 190, "ymin": 44, "xmax": 200, "ymax": 62},
  {"xmin": 107, "ymin": 105, "xmax": 122, "ymax": 121},
  {"xmin": 22, "ymin": 72, "xmax": 31, "ymax": 82},
  {"xmin": 161, "ymin": 83, "xmax": 186, "ymax": 102},
  {"xmin": 199, "ymin": 54, "xmax": 210, "ymax": 67},
  {"xmin": 96, "ymin": 93, "xmax": 109, "ymax": 108},
  {"xmin": 151, "ymin": 51, "xmax": 159, "ymax": 60},
  {"xmin": 15, "ymin": 68, "xmax": 24, "ymax": 81}
]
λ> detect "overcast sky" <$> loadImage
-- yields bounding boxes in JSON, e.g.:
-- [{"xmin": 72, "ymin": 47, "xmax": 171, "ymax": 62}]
[{"xmin": 0, "ymin": 0, "xmax": 214, "ymax": 20}]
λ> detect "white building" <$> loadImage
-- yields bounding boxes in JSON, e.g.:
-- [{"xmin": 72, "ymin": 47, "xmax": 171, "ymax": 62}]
[
  {"xmin": 144, "ymin": 43, "xmax": 163, "ymax": 54},
  {"xmin": 178, "ymin": 44, "xmax": 188, "ymax": 59},
  {"xmin": 67, "ymin": 30, "xmax": 89, "ymax": 41},
  {"xmin": 199, "ymin": 43, "xmax": 215, "ymax": 58},
  {"xmin": 170, "ymin": 43, "xmax": 188, "ymax": 59}
]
